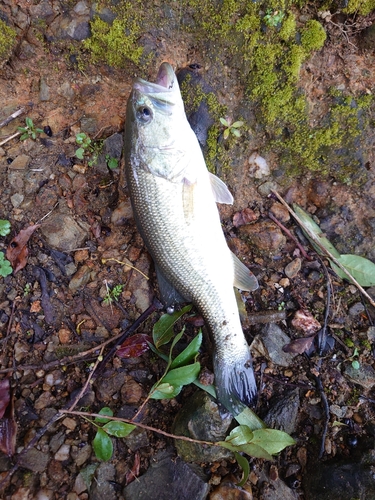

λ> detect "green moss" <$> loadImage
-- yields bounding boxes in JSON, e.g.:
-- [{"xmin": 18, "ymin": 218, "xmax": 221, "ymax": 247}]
[
  {"xmin": 279, "ymin": 13, "xmax": 297, "ymax": 42},
  {"xmin": 0, "ymin": 19, "xmax": 17, "ymax": 63},
  {"xmin": 300, "ymin": 20, "xmax": 327, "ymax": 52},
  {"xmin": 343, "ymin": 0, "xmax": 375, "ymax": 15},
  {"xmin": 83, "ymin": 16, "xmax": 143, "ymax": 67}
]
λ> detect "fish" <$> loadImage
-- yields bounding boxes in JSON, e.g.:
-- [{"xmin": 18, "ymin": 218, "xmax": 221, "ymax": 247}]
[{"xmin": 124, "ymin": 62, "xmax": 259, "ymax": 416}]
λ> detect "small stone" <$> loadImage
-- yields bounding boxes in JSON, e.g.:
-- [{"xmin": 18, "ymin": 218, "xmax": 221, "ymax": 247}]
[
  {"xmin": 344, "ymin": 363, "xmax": 375, "ymax": 390},
  {"xmin": 19, "ymin": 448, "xmax": 49, "ymax": 472},
  {"xmin": 34, "ymin": 391, "xmax": 56, "ymax": 410},
  {"xmin": 10, "ymin": 193, "xmax": 24, "ymax": 208},
  {"xmin": 270, "ymin": 202, "xmax": 290, "ymax": 223},
  {"xmin": 74, "ymin": 249, "xmax": 89, "ymax": 263},
  {"xmin": 279, "ymin": 277, "xmax": 290, "ymax": 288},
  {"xmin": 40, "ymin": 213, "xmax": 89, "ymax": 252},
  {"xmin": 55, "ymin": 444, "xmax": 71, "ymax": 461},
  {"xmin": 68, "ymin": 265, "xmax": 92, "ymax": 291},
  {"xmin": 285, "ymin": 258, "xmax": 301, "ymax": 279},
  {"xmin": 239, "ymin": 220, "xmax": 286, "ymax": 254},
  {"xmin": 72, "ymin": 163, "xmax": 87, "ymax": 174},
  {"xmin": 58, "ymin": 327, "xmax": 72, "ymax": 344},
  {"xmin": 73, "ymin": 1, "xmax": 90, "ymax": 16},
  {"xmin": 330, "ymin": 404, "xmax": 347, "ymax": 419},
  {"xmin": 348, "ymin": 302, "xmax": 365, "ymax": 316},
  {"xmin": 252, "ymin": 323, "xmax": 298, "ymax": 367},
  {"xmin": 40, "ymin": 78, "xmax": 50, "ymax": 101},
  {"xmin": 111, "ymin": 199, "xmax": 133, "ymax": 225},
  {"xmin": 248, "ymin": 152, "xmax": 270, "ymax": 179},
  {"xmin": 62, "ymin": 417, "xmax": 77, "ymax": 431},
  {"xmin": 9, "ymin": 154, "xmax": 30, "ymax": 170},
  {"xmin": 367, "ymin": 326, "xmax": 375, "ymax": 343}
]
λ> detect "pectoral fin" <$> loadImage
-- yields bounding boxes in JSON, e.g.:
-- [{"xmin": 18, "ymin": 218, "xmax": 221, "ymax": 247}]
[
  {"xmin": 155, "ymin": 264, "xmax": 186, "ymax": 308},
  {"xmin": 209, "ymin": 172, "xmax": 234, "ymax": 204},
  {"xmin": 232, "ymin": 252, "xmax": 259, "ymax": 291}
]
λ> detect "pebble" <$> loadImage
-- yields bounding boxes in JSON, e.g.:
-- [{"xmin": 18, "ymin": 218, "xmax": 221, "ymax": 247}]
[
  {"xmin": 62, "ymin": 417, "xmax": 77, "ymax": 431},
  {"xmin": 344, "ymin": 363, "xmax": 375, "ymax": 390},
  {"xmin": 238, "ymin": 220, "xmax": 286, "ymax": 254},
  {"xmin": 40, "ymin": 213, "xmax": 89, "ymax": 252},
  {"xmin": 68, "ymin": 264, "xmax": 92, "ymax": 291},
  {"xmin": 248, "ymin": 152, "xmax": 270, "ymax": 179},
  {"xmin": 54, "ymin": 444, "xmax": 71, "ymax": 461},
  {"xmin": 264, "ymin": 388, "xmax": 300, "ymax": 435},
  {"xmin": 19, "ymin": 448, "xmax": 49, "ymax": 473},
  {"xmin": 269, "ymin": 202, "xmax": 290, "ymax": 223},
  {"xmin": 10, "ymin": 192, "xmax": 24, "ymax": 207},
  {"xmin": 284, "ymin": 258, "xmax": 301, "ymax": 278},
  {"xmin": 8, "ymin": 154, "xmax": 30, "ymax": 170},
  {"xmin": 40, "ymin": 78, "xmax": 50, "ymax": 101},
  {"xmin": 58, "ymin": 327, "xmax": 72, "ymax": 343},
  {"xmin": 251, "ymin": 323, "xmax": 298, "ymax": 367},
  {"xmin": 348, "ymin": 302, "xmax": 365, "ymax": 316}
]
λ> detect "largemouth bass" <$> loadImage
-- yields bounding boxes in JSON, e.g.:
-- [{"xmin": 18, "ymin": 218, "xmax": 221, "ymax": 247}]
[{"xmin": 124, "ymin": 62, "xmax": 259, "ymax": 415}]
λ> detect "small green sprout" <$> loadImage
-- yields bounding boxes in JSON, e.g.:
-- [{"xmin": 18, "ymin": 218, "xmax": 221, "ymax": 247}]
[
  {"xmin": 24, "ymin": 283, "xmax": 32, "ymax": 296},
  {"xmin": 264, "ymin": 9, "xmax": 285, "ymax": 28},
  {"xmin": 105, "ymin": 154, "xmax": 119, "ymax": 170},
  {"xmin": 220, "ymin": 117, "xmax": 244, "ymax": 139},
  {"xmin": 103, "ymin": 283, "xmax": 124, "ymax": 305},
  {"xmin": 0, "ymin": 220, "xmax": 11, "ymax": 237},
  {"xmin": 18, "ymin": 117, "xmax": 44, "ymax": 140},
  {"xmin": 0, "ymin": 252, "xmax": 12, "ymax": 277},
  {"xmin": 75, "ymin": 132, "xmax": 92, "ymax": 160}
]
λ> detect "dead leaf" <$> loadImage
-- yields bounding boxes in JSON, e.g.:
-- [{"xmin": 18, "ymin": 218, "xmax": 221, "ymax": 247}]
[
  {"xmin": 0, "ymin": 379, "xmax": 10, "ymax": 419},
  {"xmin": 125, "ymin": 451, "xmax": 140, "ymax": 485},
  {"xmin": 233, "ymin": 208, "xmax": 258, "ymax": 228},
  {"xmin": 6, "ymin": 224, "xmax": 40, "ymax": 274},
  {"xmin": 283, "ymin": 335, "xmax": 316, "ymax": 354},
  {"xmin": 0, "ymin": 379, "xmax": 17, "ymax": 456},
  {"xmin": 117, "ymin": 334, "xmax": 152, "ymax": 359}
]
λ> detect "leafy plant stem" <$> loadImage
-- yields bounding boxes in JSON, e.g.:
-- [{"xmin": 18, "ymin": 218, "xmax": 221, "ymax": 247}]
[{"xmin": 271, "ymin": 190, "xmax": 375, "ymax": 307}]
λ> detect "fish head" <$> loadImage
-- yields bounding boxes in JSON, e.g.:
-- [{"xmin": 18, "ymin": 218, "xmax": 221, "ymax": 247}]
[{"xmin": 125, "ymin": 62, "xmax": 199, "ymax": 182}]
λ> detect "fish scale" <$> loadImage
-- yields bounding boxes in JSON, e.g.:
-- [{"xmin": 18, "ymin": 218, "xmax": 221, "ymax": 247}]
[{"xmin": 124, "ymin": 62, "xmax": 258, "ymax": 415}]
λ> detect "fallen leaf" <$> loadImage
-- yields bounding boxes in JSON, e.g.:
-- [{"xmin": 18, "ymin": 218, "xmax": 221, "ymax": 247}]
[
  {"xmin": 0, "ymin": 379, "xmax": 10, "ymax": 419},
  {"xmin": 283, "ymin": 335, "xmax": 316, "ymax": 354},
  {"xmin": 117, "ymin": 334, "xmax": 152, "ymax": 358},
  {"xmin": 125, "ymin": 451, "xmax": 140, "ymax": 485},
  {"xmin": 0, "ymin": 379, "xmax": 17, "ymax": 456},
  {"xmin": 6, "ymin": 224, "xmax": 40, "ymax": 273}
]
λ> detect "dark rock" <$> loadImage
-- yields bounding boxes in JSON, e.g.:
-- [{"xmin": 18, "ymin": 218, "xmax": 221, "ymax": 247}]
[
  {"xmin": 90, "ymin": 462, "xmax": 117, "ymax": 500},
  {"xmin": 123, "ymin": 450, "xmax": 209, "ymax": 500},
  {"xmin": 19, "ymin": 447, "xmax": 50, "ymax": 473},
  {"xmin": 303, "ymin": 458, "xmax": 375, "ymax": 500},
  {"xmin": 252, "ymin": 323, "xmax": 298, "ymax": 367},
  {"xmin": 263, "ymin": 388, "xmax": 300, "ymax": 435},
  {"xmin": 172, "ymin": 390, "xmax": 233, "ymax": 463}
]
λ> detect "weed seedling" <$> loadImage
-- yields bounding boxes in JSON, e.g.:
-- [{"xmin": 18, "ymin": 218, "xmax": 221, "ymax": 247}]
[
  {"xmin": 18, "ymin": 117, "xmax": 44, "ymax": 140},
  {"xmin": 105, "ymin": 154, "xmax": 119, "ymax": 169},
  {"xmin": 264, "ymin": 9, "xmax": 285, "ymax": 28},
  {"xmin": 220, "ymin": 117, "xmax": 244, "ymax": 139},
  {"xmin": 103, "ymin": 283, "xmax": 124, "ymax": 305}
]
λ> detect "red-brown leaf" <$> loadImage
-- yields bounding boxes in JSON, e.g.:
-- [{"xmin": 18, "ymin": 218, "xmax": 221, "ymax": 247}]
[
  {"xmin": 6, "ymin": 224, "xmax": 40, "ymax": 274},
  {"xmin": 283, "ymin": 335, "xmax": 316, "ymax": 354},
  {"xmin": 0, "ymin": 379, "xmax": 17, "ymax": 456},
  {"xmin": 0, "ymin": 379, "xmax": 10, "ymax": 419},
  {"xmin": 116, "ymin": 334, "xmax": 152, "ymax": 359},
  {"xmin": 125, "ymin": 451, "xmax": 140, "ymax": 485}
]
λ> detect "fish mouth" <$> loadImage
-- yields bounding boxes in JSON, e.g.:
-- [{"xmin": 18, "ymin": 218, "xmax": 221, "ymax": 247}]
[{"xmin": 133, "ymin": 62, "xmax": 179, "ymax": 102}]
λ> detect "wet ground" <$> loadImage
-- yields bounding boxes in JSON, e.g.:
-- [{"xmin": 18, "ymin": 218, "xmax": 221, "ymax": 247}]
[{"xmin": 0, "ymin": 1, "xmax": 375, "ymax": 499}]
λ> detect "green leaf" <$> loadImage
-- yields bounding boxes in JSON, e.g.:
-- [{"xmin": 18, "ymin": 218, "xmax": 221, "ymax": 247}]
[
  {"xmin": 235, "ymin": 406, "xmax": 266, "ymax": 430},
  {"xmin": 0, "ymin": 220, "xmax": 11, "ymax": 236},
  {"xmin": 293, "ymin": 204, "xmax": 341, "ymax": 258},
  {"xmin": 192, "ymin": 380, "xmax": 217, "ymax": 398},
  {"xmin": 162, "ymin": 362, "xmax": 200, "ymax": 386},
  {"xmin": 17, "ymin": 127, "xmax": 27, "ymax": 132},
  {"xmin": 36, "ymin": 128, "xmax": 44, "ymax": 134},
  {"xmin": 152, "ymin": 304, "xmax": 192, "ymax": 348},
  {"xmin": 0, "ymin": 252, "xmax": 12, "ymax": 277},
  {"xmin": 94, "ymin": 407, "xmax": 113, "ymax": 423},
  {"xmin": 93, "ymin": 428, "xmax": 113, "ymax": 461},
  {"xmin": 234, "ymin": 452, "xmax": 250, "ymax": 487},
  {"xmin": 231, "ymin": 121, "xmax": 244, "ymax": 128},
  {"xmin": 223, "ymin": 128, "xmax": 230, "ymax": 140},
  {"xmin": 25, "ymin": 117, "xmax": 33, "ymax": 128},
  {"xmin": 331, "ymin": 254, "xmax": 375, "ymax": 287},
  {"xmin": 251, "ymin": 428, "xmax": 296, "ymax": 455},
  {"xmin": 75, "ymin": 147, "xmax": 85, "ymax": 159},
  {"xmin": 219, "ymin": 426, "xmax": 273, "ymax": 460},
  {"xmin": 76, "ymin": 132, "xmax": 87, "ymax": 144},
  {"xmin": 220, "ymin": 117, "xmax": 229, "ymax": 126},
  {"xmin": 150, "ymin": 382, "xmax": 182, "ymax": 399},
  {"xmin": 20, "ymin": 133, "xmax": 29, "ymax": 140},
  {"xmin": 170, "ymin": 331, "xmax": 202, "ymax": 369},
  {"xmin": 103, "ymin": 421, "xmax": 136, "ymax": 437},
  {"xmin": 231, "ymin": 128, "xmax": 241, "ymax": 137},
  {"xmin": 352, "ymin": 360, "xmax": 360, "ymax": 370}
]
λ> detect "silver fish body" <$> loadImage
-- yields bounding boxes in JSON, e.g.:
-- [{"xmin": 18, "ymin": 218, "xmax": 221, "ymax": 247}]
[{"xmin": 124, "ymin": 62, "xmax": 258, "ymax": 415}]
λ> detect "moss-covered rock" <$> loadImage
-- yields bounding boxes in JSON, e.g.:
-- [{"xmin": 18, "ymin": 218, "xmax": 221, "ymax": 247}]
[{"xmin": 0, "ymin": 19, "xmax": 17, "ymax": 66}]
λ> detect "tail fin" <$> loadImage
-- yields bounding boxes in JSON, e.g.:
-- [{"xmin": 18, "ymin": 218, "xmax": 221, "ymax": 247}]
[{"xmin": 213, "ymin": 350, "xmax": 257, "ymax": 416}]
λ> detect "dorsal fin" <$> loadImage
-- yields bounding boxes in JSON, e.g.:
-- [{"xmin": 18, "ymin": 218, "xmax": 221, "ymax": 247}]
[
  {"xmin": 232, "ymin": 252, "xmax": 259, "ymax": 291},
  {"xmin": 209, "ymin": 172, "xmax": 234, "ymax": 204}
]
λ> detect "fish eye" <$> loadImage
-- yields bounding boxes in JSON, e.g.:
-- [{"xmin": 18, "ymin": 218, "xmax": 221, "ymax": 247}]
[{"xmin": 136, "ymin": 106, "xmax": 152, "ymax": 123}]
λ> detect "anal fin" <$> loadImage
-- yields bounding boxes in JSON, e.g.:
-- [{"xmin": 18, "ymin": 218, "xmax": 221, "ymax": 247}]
[
  {"xmin": 232, "ymin": 252, "xmax": 259, "ymax": 291},
  {"xmin": 155, "ymin": 264, "xmax": 186, "ymax": 308}
]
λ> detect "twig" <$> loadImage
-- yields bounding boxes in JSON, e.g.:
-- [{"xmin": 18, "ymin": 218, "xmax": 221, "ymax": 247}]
[
  {"xmin": 312, "ymin": 366, "xmax": 330, "ymax": 459},
  {"xmin": 0, "ymin": 108, "xmax": 25, "ymax": 129},
  {"xmin": 0, "ymin": 131, "xmax": 21, "ymax": 146},
  {"xmin": 268, "ymin": 211, "xmax": 312, "ymax": 260},
  {"xmin": 317, "ymin": 257, "xmax": 332, "ymax": 355},
  {"xmin": 271, "ymin": 190, "xmax": 375, "ymax": 308},
  {"xmin": 102, "ymin": 257, "xmax": 150, "ymax": 280},
  {"xmin": 62, "ymin": 410, "xmax": 217, "ymax": 447}
]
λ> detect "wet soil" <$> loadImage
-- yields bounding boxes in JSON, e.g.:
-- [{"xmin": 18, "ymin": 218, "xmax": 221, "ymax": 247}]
[{"xmin": 0, "ymin": 1, "xmax": 375, "ymax": 499}]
